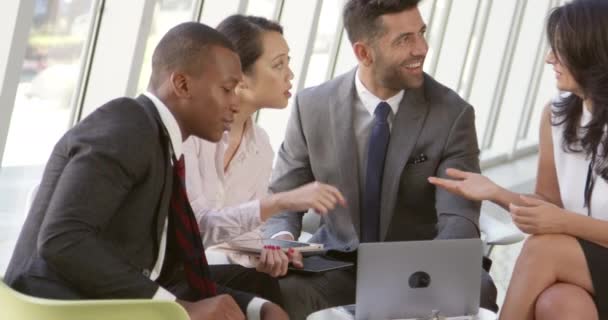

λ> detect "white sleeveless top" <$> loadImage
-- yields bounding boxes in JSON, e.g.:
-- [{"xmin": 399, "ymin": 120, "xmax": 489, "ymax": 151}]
[{"xmin": 552, "ymin": 105, "xmax": 608, "ymax": 219}]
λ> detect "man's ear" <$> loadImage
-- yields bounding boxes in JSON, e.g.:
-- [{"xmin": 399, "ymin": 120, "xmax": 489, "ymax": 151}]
[
  {"xmin": 237, "ymin": 79, "xmax": 248, "ymax": 91},
  {"xmin": 236, "ymin": 75, "xmax": 252, "ymax": 97},
  {"xmin": 170, "ymin": 72, "xmax": 190, "ymax": 98},
  {"xmin": 353, "ymin": 41, "xmax": 374, "ymax": 67}
]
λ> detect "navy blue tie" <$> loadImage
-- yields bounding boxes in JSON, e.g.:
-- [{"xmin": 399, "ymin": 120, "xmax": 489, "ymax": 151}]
[{"xmin": 361, "ymin": 102, "xmax": 391, "ymax": 243}]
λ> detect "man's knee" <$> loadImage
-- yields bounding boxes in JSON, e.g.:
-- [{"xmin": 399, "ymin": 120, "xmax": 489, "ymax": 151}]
[
  {"xmin": 279, "ymin": 274, "xmax": 325, "ymax": 304},
  {"xmin": 247, "ymin": 270, "xmax": 283, "ymax": 305},
  {"xmin": 279, "ymin": 275, "xmax": 326, "ymax": 320},
  {"xmin": 278, "ymin": 271, "xmax": 355, "ymax": 320}
]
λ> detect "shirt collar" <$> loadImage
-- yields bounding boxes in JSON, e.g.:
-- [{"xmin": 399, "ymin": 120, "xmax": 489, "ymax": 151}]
[
  {"xmin": 355, "ymin": 68, "xmax": 404, "ymax": 116},
  {"xmin": 143, "ymin": 92, "xmax": 183, "ymax": 158}
]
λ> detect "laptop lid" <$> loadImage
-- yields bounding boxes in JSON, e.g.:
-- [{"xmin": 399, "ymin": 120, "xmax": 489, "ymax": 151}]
[{"xmin": 355, "ymin": 239, "xmax": 482, "ymax": 320}]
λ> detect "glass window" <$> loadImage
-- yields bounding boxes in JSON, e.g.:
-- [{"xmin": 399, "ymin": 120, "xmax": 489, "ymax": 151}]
[
  {"xmin": 332, "ymin": 30, "xmax": 357, "ymax": 78},
  {"xmin": 433, "ymin": 0, "xmax": 479, "ymax": 91},
  {"xmin": 467, "ymin": 0, "xmax": 518, "ymax": 148},
  {"xmin": 0, "ymin": 0, "xmax": 97, "ymax": 274},
  {"xmin": 200, "ymin": 0, "xmax": 240, "ymax": 27},
  {"xmin": 245, "ymin": 0, "xmax": 278, "ymax": 18},
  {"xmin": 418, "ymin": 0, "xmax": 435, "ymax": 23},
  {"xmin": 523, "ymin": 63, "xmax": 558, "ymax": 143},
  {"xmin": 303, "ymin": 0, "xmax": 345, "ymax": 88},
  {"xmin": 489, "ymin": 0, "xmax": 550, "ymax": 154},
  {"xmin": 136, "ymin": 0, "xmax": 196, "ymax": 93}
]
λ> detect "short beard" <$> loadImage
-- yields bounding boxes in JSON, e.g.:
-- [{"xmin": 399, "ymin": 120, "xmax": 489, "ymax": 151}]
[{"xmin": 373, "ymin": 49, "xmax": 423, "ymax": 90}]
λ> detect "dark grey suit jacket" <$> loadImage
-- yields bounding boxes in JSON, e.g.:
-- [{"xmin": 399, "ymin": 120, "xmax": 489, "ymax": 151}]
[
  {"xmin": 5, "ymin": 96, "xmax": 258, "ymax": 311},
  {"xmin": 5, "ymin": 95, "xmax": 173, "ymax": 299},
  {"xmin": 263, "ymin": 69, "xmax": 482, "ymax": 251}
]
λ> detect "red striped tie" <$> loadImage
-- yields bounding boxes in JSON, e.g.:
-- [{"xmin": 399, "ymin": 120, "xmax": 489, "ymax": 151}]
[{"xmin": 169, "ymin": 155, "xmax": 217, "ymax": 298}]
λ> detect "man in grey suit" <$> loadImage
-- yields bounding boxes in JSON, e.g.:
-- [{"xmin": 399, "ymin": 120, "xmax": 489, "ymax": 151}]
[
  {"xmin": 263, "ymin": 0, "xmax": 498, "ymax": 318},
  {"xmin": 5, "ymin": 22, "xmax": 287, "ymax": 320}
]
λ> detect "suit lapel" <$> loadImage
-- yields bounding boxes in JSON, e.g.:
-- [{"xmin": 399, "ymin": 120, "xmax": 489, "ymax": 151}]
[
  {"xmin": 379, "ymin": 84, "xmax": 429, "ymax": 240},
  {"xmin": 329, "ymin": 69, "xmax": 362, "ymax": 232},
  {"xmin": 136, "ymin": 95, "xmax": 173, "ymax": 247}
]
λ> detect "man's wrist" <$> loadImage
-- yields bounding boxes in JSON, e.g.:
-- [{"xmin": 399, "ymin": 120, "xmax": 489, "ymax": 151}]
[
  {"xmin": 260, "ymin": 195, "xmax": 282, "ymax": 221},
  {"xmin": 272, "ymin": 231, "xmax": 295, "ymax": 241}
]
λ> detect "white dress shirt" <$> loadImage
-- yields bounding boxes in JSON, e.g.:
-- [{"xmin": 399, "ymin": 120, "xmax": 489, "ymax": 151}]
[
  {"xmin": 143, "ymin": 92, "xmax": 266, "ymax": 319},
  {"xmin": 183, "ymin": 118, "xmax": 274, "ymax": 247},
  {"xmin": 272, "ymin": 69, "xmax": 404, "ymax": 240}
]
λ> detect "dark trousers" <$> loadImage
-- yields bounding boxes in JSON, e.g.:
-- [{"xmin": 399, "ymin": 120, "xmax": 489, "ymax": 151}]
[
  {"xmin": 161, "ymin": 264, "xmax": 281, "ymax": 313},
  {"xmin": 210, "ymin": 264, "xmax": 283, "ymax": 308},
  {"xmin": 278, "ymin": 268, "xmax": 498, "ymax": 320}
]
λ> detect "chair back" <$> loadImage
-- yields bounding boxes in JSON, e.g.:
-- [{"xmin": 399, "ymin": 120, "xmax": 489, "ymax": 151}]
[{"xmin": 0, "ymin": 278, "xmax": 189, "ymax": 320}]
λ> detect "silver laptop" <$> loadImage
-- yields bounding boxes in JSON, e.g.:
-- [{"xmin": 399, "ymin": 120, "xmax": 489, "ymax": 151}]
[{"xmin": 356, "ymin": 239, "xmax": 482, "ymax": 320}]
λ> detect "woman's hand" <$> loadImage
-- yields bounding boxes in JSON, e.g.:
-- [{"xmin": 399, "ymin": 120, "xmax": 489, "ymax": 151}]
[
  {"xmin": 428, "ymin": 168, "xmax": 501, "ymax": 201},
  {"xmin": 255, "ymin": 246, "xmax": 303, "ymax": 277},
  {"xmin": 509, "ymin": 195, "xmax": 568, "ymax": 234}
]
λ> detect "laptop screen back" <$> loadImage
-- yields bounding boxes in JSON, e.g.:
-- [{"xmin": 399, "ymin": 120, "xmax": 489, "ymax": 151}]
[{"xmin": 355, "ymin": 239, "xmax": 482, "ymax": 319}]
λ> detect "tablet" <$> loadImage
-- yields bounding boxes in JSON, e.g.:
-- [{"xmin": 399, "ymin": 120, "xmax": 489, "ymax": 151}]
[
  {"xmin": 222, "ymin": 238, "xmax": 325, "ymax": 255},
  {"xmin": 289, "ymin": 255, "xmax": 354, "ymax": 274}
]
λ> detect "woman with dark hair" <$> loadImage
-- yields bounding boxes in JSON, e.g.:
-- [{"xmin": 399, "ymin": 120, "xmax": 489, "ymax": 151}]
[
  {"xmin": 183, "ymin": 15, "xmax": 346, "ymax": 278},
  {"xmin": 429, "ymin": 0, "xmax": 608, "ymax": 318}
]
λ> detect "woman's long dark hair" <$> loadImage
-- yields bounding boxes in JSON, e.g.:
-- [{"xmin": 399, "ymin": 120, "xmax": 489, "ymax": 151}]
[{"xmin": 548, "ymin": 0, "xmax": 608, "ymax": 180}]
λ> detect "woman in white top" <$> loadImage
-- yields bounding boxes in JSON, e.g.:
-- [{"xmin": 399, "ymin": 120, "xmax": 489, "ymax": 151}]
[
  {"xmin": 429, "ymin": 0, "xmax": 608, "ymax": 319},
  {"xmin": 183, "ymin": 15, "xmax": 345, "ymax": 278}
]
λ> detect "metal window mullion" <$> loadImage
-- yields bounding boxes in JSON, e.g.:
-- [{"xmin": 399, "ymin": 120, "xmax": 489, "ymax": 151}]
[
  {"xmin": 273, "ymin": 0, "xmax": 285, "ymax": 20},
  {"xmin": 511, "ymin": 37, "xmax": 549, "ymax": 151},
  {"xmin": 192, "ymin": 0, "xmax": 206, "ymax": 22},
  {"xmin": 516, "ymin": 38, "xmax": 550, "ymax": 139},
  {"xmin": 237, "ymin": 0, "xmax": 249, "ymax": 14},
  {"xmin": 325, "ymin": 1, "xmax": 346, "ymax": 81},
  {"xmin": 455, "ymin": 0, "xmax": 483, "ymax": 94},
  {"xmin": 481, "ymin": 0, "xmax": 526, "ymax": 151},
  {"xmin": 324, "ymin": 0, "xmax": 346, "ymax": 81},
  {"xmin": 512, "ymin": 142, "xmax": 539, "ymax": 160},
  {"xmin": 0, "ymin": 0, "xmax": 36, "ymax": 165},
  {"xmin": 459, "ymin": 0, "xmax": 492, "ymax": 101},
  {"xmin": 517, "ymin": 0, "xmax": 560, "ymax": 142},
  {"xmin": 426, "ymin": 0, "xmax": 452, "ymax": 77},
  {"xmin": 295, "ymin": 0, "xmax": 323, "ymax": 92},
  {"xmin": 327, "ymin": 26, "xmax": 345, "ymax": 80},
  {"xmin": 79, "ymin": 0, "xmax": 157, "ymax": 118},
  {"xmin": 71, "ymin": 0, "xmax": 105, "ymax": 125},
  {"xmin": 123, "ymin": 0, "xmax": 158, "ymax": 98},
  {"xmin": 424, "ymin": 0, "xmax": 438, "ymax": 32}
]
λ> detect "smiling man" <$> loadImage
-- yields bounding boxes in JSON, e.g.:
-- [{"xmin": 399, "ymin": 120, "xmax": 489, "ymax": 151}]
[{"xmin": 262, "ymin": 0, "xmax": 498, "ymax": 318}]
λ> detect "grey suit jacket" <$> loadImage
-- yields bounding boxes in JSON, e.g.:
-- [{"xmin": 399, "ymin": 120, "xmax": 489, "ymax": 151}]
[
  {"xmin": 263, "ymin": 68, "xmax": 481, "ymax": 251},
  {"xmin": 5, "ymin": 95, "xmax": 173, "ymax": 299}
]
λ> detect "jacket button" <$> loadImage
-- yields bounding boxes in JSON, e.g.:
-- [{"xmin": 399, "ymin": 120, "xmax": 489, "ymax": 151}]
[{"xmin": 142, "ymin": 269, "xmax": 151, "ymax": 277}]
